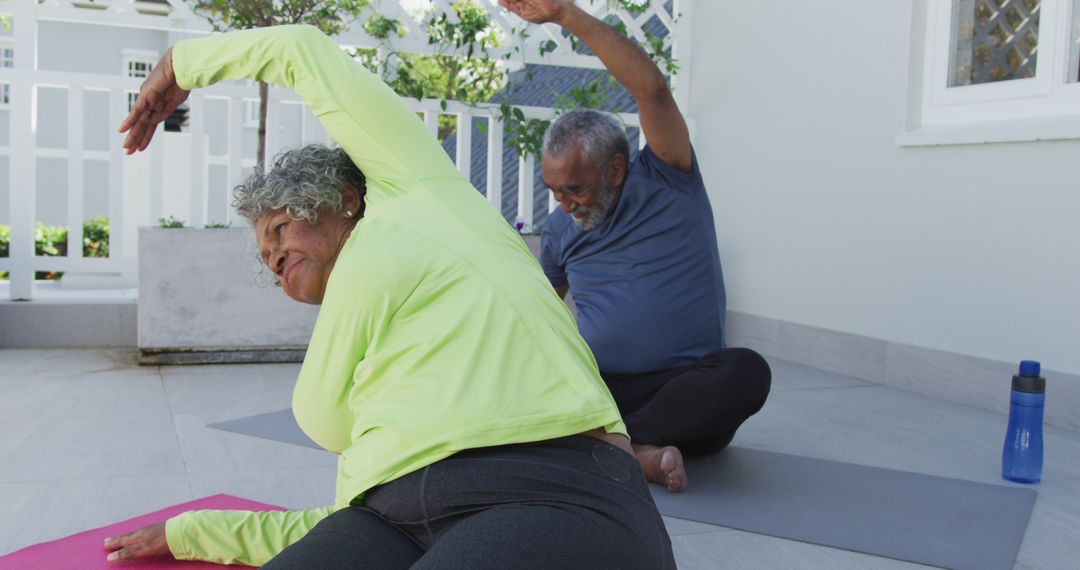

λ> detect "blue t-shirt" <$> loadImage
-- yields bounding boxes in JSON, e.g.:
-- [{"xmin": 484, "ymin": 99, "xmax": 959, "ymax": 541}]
[{"xmin": 541, "ymin": 145, "xmax": 726, "ymax": 374}]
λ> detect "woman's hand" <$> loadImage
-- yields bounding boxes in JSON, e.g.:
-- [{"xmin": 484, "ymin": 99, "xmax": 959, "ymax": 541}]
[
  {"xmin": 103, "ymin": 523, "xmax": 170, "ymax": 563},
  {"xmin": 118, "ymin": 47, "xmax": 190, "ymax": 155},
  {"xmin": 499, "ymin": 0, "xmax": 570, "ymax": 26}
]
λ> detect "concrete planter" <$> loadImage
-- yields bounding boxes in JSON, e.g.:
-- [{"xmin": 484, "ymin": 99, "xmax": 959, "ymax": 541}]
[{"xmin": 137, "ymin": 227, "xmax": 319, "ymax": 364}]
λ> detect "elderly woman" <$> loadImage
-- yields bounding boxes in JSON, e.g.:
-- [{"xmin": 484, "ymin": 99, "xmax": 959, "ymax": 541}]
[{"xmin": 105, "ymin": 24, "xmax": 675, "ymax": 569}]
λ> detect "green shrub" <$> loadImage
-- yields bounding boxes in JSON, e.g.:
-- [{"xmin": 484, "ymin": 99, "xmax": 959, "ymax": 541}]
[
  {"xmin": 159, "ymin": 216, "xmax": 185, "ymax": 228},
  {"xmin": 0, "ymin": 218, "xmax": 111, "ymax": 281},
  {"xmin": 83, "ymin": 216, "xmax": 110, "ymax": 258}
]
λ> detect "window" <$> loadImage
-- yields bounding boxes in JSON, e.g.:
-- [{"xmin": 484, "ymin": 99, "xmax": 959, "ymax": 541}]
[
  {"xmin": 948, "ymin": 0, "xmax": 1040, "ymax": 86},
  {"xmin": 123, "ymin": 49, "xmax": 158, "ymax": 111},
  {"xmin": 127, "ymin": 59, "xmax": 153, "ymax": 78},
  {"xmin": 0, "ymin": 43, "xmax": 12, "ymax": 109},
  {"xmin": 899, "ymin": 0, "xmax": 1080, "ymax": 145}
]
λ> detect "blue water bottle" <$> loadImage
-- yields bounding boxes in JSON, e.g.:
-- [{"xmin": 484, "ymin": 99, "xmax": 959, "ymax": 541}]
[{"xmin": 1001, "ymin": 360, "xmax": 1045, "ymax": 484}]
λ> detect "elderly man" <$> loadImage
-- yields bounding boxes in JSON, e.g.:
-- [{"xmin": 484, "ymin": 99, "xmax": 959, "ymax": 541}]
[{"xmin": 503, "ymin": 0, "xmax": 772, "ymax": 491}]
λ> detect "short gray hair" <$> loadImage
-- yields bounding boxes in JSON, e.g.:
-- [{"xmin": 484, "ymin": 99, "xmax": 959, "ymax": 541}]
[
  {"xmin": 543, "ymin": 109, "xmax": 629, "ymax": 168},
  {"xmin": 232, "ymin": 144, "xmax": 366, "ymax": 225}
]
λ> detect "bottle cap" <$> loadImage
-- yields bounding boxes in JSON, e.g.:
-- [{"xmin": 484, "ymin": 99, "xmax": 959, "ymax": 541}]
[
  {"xmin": 1013, "ymin": 360, "xmax": 1046, "ymax": 393},
  {"xmin": 1019, "ymin": 360, "xmax": 1041, "ymax": 377}
]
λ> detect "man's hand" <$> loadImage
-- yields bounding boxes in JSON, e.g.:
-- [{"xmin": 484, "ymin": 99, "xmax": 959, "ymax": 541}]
[
  {"xmin": 501, "ymin": 0, "xmax": 691, "ymax": 172},
  {"xmin": 499, "ymin": 0, "xmax": 569, "ymax": 26},
  {"xmin": 104, "ymin": 523, "xmax": 171, "ymax": 563},
  {"xmin": 118, "ymin": 48, "xmax": 189, "ymax": 155}
]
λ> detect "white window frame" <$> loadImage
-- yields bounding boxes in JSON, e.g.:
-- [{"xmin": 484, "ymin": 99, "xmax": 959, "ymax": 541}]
[{"xmin": 898, "ymin": 0, "xmax": 1080, "ymax": 146}]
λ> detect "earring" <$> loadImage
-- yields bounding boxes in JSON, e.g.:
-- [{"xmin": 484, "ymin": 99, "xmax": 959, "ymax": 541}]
[{"xmin": 345, "ymin": 210, "xmax": 353, "ymax": 218}]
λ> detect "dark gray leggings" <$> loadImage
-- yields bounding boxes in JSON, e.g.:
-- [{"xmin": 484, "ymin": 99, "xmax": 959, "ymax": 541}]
[
  {"xmin": 603, "ymin": 347, "xmax": 772, "ymax": 455},
  {"xmin": 263, "ymin": 436, "xmax": 675, "ymax": 569}
]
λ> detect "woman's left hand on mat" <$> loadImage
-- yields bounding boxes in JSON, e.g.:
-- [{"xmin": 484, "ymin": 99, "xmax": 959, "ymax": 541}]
[{"xmin": 104, "ymin": 523, "xmax": 169, "ymax": 562}]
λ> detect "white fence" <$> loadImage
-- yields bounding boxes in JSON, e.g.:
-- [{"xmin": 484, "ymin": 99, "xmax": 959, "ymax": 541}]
[{"xmin": 0, "ymin": 0, "xmax": 687, "ymax": 300}]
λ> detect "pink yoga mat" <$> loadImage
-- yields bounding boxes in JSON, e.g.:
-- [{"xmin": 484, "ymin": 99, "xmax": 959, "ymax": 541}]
[{"xmin": 0, "ymin": 494, "xmax": 286, "ymax": 569}]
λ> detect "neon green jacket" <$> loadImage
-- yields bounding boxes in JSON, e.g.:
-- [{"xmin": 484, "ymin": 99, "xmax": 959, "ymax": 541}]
[{"xmin": 164, "ymin": 25, "xmax": 625, "ymax": 566}]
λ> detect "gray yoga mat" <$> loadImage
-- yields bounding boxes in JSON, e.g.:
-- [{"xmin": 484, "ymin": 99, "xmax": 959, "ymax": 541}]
[
  {"xmin": 209, "ymin": 409, "xmax": 1036, "ymax": 570},
  {"xmin": 650, "ymin": 447, "xmax": 1036, "ymax": 570},
  {"xmin": 208, "ymin": 408, "xmax": 319, "ymax": 449}
]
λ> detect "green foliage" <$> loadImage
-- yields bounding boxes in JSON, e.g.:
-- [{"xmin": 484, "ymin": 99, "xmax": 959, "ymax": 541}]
[
  {"xmin": 362, "ymin": 13, "xmax": 405, "ymax": 40},
  {"xmin": 191, "ymin": 0, "xmax": 370, "ymax": 172},
  {"xmin": 205, "ymin": 221, "xmax": 232, "ymax": 229},
  {"xmin": 555, "ymin": 79, "xmax": 615, "ymax": 110},
  {"xmin": 83, "ymin": 216, "xmax": 110, "ymax": 258},
  {"xmin": 190, "ymin": 0, "xmax": 369, "ymax": 35},
  {"xmin": 499, "ymin": 103, "xmax": 549, "ymax": 159},
  {"xmin": 0, "ymin": 218, "xmax": 110, "ymax": 281},
  {"xmin": 159, "ymin": 216, "xmax": 186, "ymax": 229},
  {"xmin": 357, "ymin": 1, "xmax": 506, "ymax": 141},
  {"xmin": 35, "ymin": 224, "xmax": 67, "ymax": 258}
]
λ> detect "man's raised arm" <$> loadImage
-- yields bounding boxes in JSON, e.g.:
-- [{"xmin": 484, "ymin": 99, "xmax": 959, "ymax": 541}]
[{"xmin": 500, "ymin": 0, "xmax": 692, "ymax": 172}]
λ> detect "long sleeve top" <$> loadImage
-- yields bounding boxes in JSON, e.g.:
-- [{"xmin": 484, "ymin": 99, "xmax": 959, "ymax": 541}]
[{"xmin": 162, "ymin": 25, "xmax": 626, "ymax": 566}]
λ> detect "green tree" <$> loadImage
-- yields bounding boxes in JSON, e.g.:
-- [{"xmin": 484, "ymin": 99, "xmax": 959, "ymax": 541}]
[
  {"xmin": 190, "ymin": 0, "xmax": 370, "ymax": 173},
  {"xmin": 357, "ymin": 1, "xmax": 506, "ymax": 141}
]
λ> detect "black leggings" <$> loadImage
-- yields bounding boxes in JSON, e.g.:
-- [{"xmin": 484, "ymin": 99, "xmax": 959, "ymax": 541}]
[
  {"xmin": 602, "ymin": 347, "xmax": 772, "ymax": 455},
  {"xmin": 263, "ymin": 436, "xmax": 675, "ymax": 569}
]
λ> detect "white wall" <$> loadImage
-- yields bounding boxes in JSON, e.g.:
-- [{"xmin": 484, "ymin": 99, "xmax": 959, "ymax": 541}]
[{"xmin": 690, "ymin": 0, "xmax": 1080, "ymax": 375}]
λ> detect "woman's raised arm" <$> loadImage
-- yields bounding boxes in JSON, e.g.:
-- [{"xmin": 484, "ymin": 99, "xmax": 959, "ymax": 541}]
[{"xmin": 120, "ymin": 25, "xmax": 459, "ymax": 200}]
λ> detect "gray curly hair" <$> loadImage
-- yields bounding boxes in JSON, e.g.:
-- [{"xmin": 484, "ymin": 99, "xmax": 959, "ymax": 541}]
[
  {"xmin": 232, "ymin": 144, "xmax": 367, "ymax": 225},
  {"xmin": 543, "ymin": 109, "xmax": 629, "ymax": 169}
]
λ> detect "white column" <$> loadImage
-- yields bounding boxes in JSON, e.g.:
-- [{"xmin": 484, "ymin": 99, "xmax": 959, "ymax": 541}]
[
  {"xmin": 517, "ymin": 154, "xmax": 534, "ymax": 229},
  {"xmin": 265, "ymin": 92, "xmax": 280, "ymax": 163},
  {"xmin": 424, "ymin": 111, "xmax": 439, "ymax": 141},
  {"xmin": 227, "ymin": 97, "xmax": 244, "ymax": 226},
  {"xmin": 108, "ymin": 88, "xmax": 128, "ymax": 261},
  {"xmin": 66, "ymin": 86, "xmax": 84, "ymax": 260},
  {"xmin": 8, "ymin": 2, "xmax": 38, "ymax": 299},
  {"xmin": 188, "ymin": 93, "xmax": 207, "ymax": 227},
  {"xmin": 149, "ymin": 122, "xmax": 165, "ymax": 223},
  {"xmin": 485, "ymin": 116, "xmax": 503, "ymax": 215},
  {"xmin": 455, "ymin": 113, "xmax": 472, "ymax": 182}
]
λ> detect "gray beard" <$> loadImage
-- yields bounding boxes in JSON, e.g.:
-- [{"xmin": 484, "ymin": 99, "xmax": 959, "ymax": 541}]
[{"xmin": 570, "ymin": 183, "xmax": 618, "ymax": 231}]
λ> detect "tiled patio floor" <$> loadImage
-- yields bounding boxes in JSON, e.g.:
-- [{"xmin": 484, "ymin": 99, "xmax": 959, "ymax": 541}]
[{"xmin": 1, "ymin": 349, "xmax": 1077, "ymax": 569}]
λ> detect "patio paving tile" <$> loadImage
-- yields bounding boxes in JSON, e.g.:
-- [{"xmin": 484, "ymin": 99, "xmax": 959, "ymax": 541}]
[
  {"xmin": 0, "ymin": 365, "xmax": 168, "ymax": 418},
  {"xmin": 0, "ymin": 414, "xmax": 186, "ymax": 483},
  {"xmin": 172, "ymin": 412, "xmax": 336, "ymax": 473},
  {"xmin": 0, "ymin": 348, "xmax": 138, "ymax": 380},
  {"xmin": 0, "ymin": 475, "xmax": 193, "ymax": 556},
  {"xmin": 161, "ymin": 363, "xmax": 299, "ymax": 416},
  {"xmin": 186, "ymin": 466, "xmax": 337, "ymax": 511}
]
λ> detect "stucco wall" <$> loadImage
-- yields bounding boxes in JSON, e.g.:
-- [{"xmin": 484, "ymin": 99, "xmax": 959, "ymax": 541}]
[{"xmin": 689, "ymin": 0, "xmax": 1080, "ymax": 375}]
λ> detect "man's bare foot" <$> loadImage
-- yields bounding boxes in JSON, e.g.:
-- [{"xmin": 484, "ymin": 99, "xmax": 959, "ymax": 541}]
[{"xmin": 632, "ymin": 443, "xmax": 687, "ymax": 492}]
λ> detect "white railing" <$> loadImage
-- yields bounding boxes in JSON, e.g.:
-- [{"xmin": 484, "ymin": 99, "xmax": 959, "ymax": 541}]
[{"xmin": 1, "ymin": 0, "xmax": 681, "ymax": 300}]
